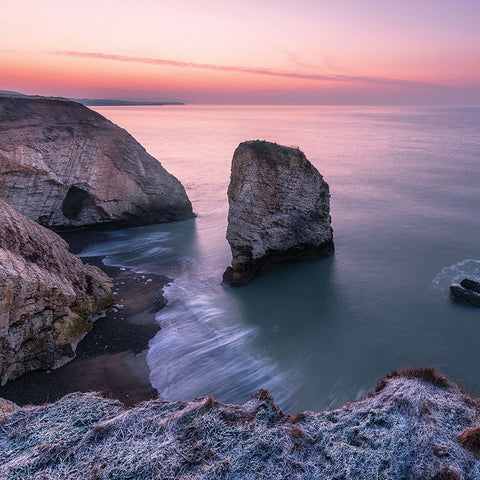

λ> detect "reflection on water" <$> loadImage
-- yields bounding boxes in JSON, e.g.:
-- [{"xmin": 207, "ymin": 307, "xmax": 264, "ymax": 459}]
[{"xmin": 81, "ymin": 105, "xmax": 480, "ymax": 412}]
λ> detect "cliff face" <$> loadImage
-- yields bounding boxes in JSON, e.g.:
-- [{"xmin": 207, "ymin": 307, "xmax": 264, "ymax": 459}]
[
  {"xmin": 0, "ymin": 94, "xmax": 193, "ymax": 229},
  {"xmin": 0, "ymin": 200, "xmax": 113, "ymax": 385},
  {"xmin": 224, "ymin": 140, "xmax": 333, "ymax": 286},
  {"xmin": 0, "ymin": 369, "xmax": 478, "ymax": 479}
]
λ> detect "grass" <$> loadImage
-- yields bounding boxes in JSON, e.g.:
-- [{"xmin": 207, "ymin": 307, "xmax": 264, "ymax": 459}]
[
  {"xmin": 0, "ymin": 373, "xmax": 479, "ymax": 479},
  {"xmin": 432, "ymin": 468, "xmax": 461, "ymax": 480},
  {"xmin": 458, "ymin": 425, "xmax": 480, "ymax": 459},
  {"xmin": 374, "ymin": 366, "xmax": 451, "ymax": 394}
]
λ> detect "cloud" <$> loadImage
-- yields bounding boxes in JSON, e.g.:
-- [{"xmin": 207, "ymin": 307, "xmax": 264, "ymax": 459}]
[{"xmin": 50, "ymin": 50, "xmax": 436, "ymax": 88}]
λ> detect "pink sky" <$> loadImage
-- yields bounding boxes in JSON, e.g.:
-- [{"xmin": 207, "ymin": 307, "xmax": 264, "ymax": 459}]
[{"xmin": 1, "ymin": 0, "xmax": 479, "ymax": 104}]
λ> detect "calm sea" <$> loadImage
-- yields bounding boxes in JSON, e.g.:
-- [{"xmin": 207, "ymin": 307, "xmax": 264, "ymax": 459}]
[{"xmin": 81, "ymin": 105, "xmax": 480, "ymax": 412}]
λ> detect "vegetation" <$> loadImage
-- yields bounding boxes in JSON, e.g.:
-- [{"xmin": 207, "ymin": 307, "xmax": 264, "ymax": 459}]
[{"xmin": 1, "ymin": 369, "xmax": 479, "ymax": 479}]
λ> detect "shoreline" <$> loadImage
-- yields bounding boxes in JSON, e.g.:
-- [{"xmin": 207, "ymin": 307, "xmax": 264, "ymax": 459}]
[{"xmin": 0, "ymin": 232, "xmax": 169, "ymax": 407}]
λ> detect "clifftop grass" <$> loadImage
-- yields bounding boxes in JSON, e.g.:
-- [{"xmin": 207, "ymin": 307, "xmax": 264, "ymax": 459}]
[{"xmin": 1, "ymin": 369, "xmax": 479, "ymax": 480}]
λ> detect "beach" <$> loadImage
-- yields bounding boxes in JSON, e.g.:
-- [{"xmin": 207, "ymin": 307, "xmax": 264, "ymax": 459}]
[{"xmin": 0, "ymin": 231, "xmax": 169, "ymax": 407}]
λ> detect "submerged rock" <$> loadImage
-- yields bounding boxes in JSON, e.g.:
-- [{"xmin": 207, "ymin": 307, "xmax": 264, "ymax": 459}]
[
  {"xmin": 0, "ymin": 93, "xmax": 193, "ymax": 229},
  {"xmin": 450, "ymin": 278, "xmax": 480, "ymax": 307},
  {"xmin": 0, "ymin": 368, "xmax": 479, "ymax": 479},
  {"xmin": 223, "ymin": 140, "xmax": 333, "ymax": 286},
  {"xmin": 0, "ymin": 200, "xmax": 113, "ymax": 385}
]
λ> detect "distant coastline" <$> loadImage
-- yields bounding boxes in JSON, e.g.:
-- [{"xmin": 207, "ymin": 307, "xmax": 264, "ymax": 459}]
[
  {"xmin": 0, "ymin": 91, "xmax": 186, "ymax": 107},
  {"xmin": 75, "ymin": 98, "xmax": 185, "ymax": 106}
]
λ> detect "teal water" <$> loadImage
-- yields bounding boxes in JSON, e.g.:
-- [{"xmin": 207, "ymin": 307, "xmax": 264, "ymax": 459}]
[{"xmin": 81, "ymin": 106, "xmax": 480, "ymax": 412}]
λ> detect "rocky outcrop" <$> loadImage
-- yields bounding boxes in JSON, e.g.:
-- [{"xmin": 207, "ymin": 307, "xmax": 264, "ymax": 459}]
[
  {"xmin": 223, "ymin": 140, "xmax": 333, "ymax": 286},
  {"xmin": 450, "ymin": 279, "xmax": 480, "ymax": 307},
  {"xmin": 461, "ymin": 279, "xmax": 480, "ymax": 294},
  {"xmin": 1, "ymin": 368, "xmax": 479, "ymax": 479},
  {"xmin": 0, "ymin": 200, "xmax": 113, "ymax": 385},
  {"xmin": 0, "ymin": 93, "xmax": 193, "ymax": 229}
]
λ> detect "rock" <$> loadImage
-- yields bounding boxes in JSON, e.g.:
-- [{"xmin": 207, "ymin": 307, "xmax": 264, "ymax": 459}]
[
  {"xmin": 223, "ymin": 140, "xmax": 333, "ymax": 286},
  {"xmin": 0, "ymin": 368, "xmax": 479, "ymax": 479},
  {"xmin": 450, "ymin": 282, "xmax": 480, "ymax": 308},
  {"xmin": 0, "ymin": 93, "xmax": 193, "ymax": 229},
  {"xmin": 0, "ymin": 200, "xmax": 114, "ymax": 385},
  {"xmin": 0, "ymin": 397, "xmax": 17, "ymax": 415},
  {"xmin": 151, "ymin": 293, "xmax": 168, "ymax": 313},
  {"xmin": 461, "ymin": 278, "xmax": 480, "ymax": 294}
]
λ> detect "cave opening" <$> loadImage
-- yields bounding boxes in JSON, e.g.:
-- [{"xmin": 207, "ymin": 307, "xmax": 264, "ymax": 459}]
[{"xmin": 61, "ymin": 186, "xmax": 92, "ymax": 219}]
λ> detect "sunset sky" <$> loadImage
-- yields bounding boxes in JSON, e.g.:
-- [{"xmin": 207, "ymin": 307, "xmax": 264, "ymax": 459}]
[{"xmin": 1, "ymin": 0, "xmax": 479, "ymax": 104}]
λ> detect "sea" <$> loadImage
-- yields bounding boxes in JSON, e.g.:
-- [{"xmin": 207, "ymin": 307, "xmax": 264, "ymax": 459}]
[{"xmin": 80, "ymin": 105, "xmax": 480, "ymax": 413}]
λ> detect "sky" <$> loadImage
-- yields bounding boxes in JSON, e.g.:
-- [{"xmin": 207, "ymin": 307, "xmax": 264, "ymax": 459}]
[{"xmin": 1, "ymin": 0, "xmax": 479, "ymax": 104}]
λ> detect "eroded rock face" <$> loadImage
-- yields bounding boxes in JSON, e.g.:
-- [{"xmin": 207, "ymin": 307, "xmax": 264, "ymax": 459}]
[
  {"xmin": 223, "ymin": 140, "xmax": 333, "ymax": 286},
  {"xmin": 0, "ymin": 200, "xmax": 113, "ymax": 385},
  {"xmin": 0, "ymin": 369, "xmax": 479, "ymax": 479},
  {"xmin": 0, "ymin": 94, "xmax": 193, "ymax": 229}
]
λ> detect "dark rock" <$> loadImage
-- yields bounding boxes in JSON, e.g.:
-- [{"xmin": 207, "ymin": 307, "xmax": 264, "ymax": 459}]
[
  {"xmin": 450, "ymin": 283, "xmax": 480, "ymax": 308},
  {"xmin": 150, "ymin": 294, "xmax": 168, "ymax": 313},
  {"xmin": 461, "ymin": 278, "xmax": 480, "ymax": 294}
]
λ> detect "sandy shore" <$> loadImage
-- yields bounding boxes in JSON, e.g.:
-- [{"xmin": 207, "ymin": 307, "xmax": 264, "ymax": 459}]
[{"xmin": 0, "ymin": 231, "xmax": 170, "ymax": 407}]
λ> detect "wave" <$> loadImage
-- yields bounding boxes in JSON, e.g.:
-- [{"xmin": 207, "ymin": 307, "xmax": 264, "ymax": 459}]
[
  {"xmin": 147, "ymin": 270, "xmax": 294, "ymax": 407},
  {"xmin": 433, "ymin": 259, "xmax": 480, "ymax": 293},
  {"xmin": 77, "ymin": 222, "xmax": 295, "ymax": 407}
]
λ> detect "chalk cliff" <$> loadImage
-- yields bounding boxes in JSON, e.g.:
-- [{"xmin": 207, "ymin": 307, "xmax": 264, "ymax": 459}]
[
  {"xmin": 0, "ymin": 200, "xmax": 113, "ymax": 385},
  {"xmin": 224, "ymin": 140, "xmax": 333, "ymax": 286},
  {"xmin": 0, "ymin": 94, "xmax": 193, "ymax": 229},
  {"xmin": 1, "ymin": 368, "xmax": 478, "ymax": 479}
]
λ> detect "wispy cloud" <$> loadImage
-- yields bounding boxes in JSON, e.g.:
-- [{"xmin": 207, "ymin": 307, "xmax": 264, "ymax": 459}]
[{"xmin": 50, "ymin": 50, "xmax": 436, "ymax": 88}]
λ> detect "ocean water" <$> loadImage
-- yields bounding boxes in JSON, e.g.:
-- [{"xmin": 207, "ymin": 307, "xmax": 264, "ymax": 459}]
[{"xmin": 81, "ymin": 105, "xmax": 480, "ymax": 412}]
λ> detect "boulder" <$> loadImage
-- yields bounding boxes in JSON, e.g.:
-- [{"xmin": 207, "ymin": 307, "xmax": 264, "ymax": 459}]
[
  {"xmin": 0, "ymin": 200, "xmax": 114, "ymax": 385},
  {"xmin": 0, "ymin": 93, "xmax": 193, "ymax": 229},
  {"xmin": 223, "ymin": 140, "xmax": 333, "ymax": 286}
]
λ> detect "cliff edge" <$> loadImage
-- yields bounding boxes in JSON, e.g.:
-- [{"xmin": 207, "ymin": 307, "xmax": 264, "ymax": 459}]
[{"xmin": 0, "ymin": 368, "xmax": 478, "ymax": 479}]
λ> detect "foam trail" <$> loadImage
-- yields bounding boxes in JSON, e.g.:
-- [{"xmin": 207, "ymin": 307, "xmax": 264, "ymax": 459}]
[
  {"xmin": 147, "ymin": 266, "xmax": 294, "ymax": 406},
  {"xmin": 78, "ymin": 223, "xmax": 295, "ymax": 407},
  {"xmin": 433, "ymin": 259, "xmax": 480, "ymax": 293}
]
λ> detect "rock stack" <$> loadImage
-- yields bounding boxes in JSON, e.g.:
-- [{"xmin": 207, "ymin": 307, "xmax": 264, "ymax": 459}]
[{"xmin": 223, "ymin": 140, "xmax": 333, "ymax": 286}]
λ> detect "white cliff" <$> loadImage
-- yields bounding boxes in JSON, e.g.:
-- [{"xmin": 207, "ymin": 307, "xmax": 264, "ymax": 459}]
[{"xmin": 0, "ymin": 93, "xmax": 193, "ymax": 229}]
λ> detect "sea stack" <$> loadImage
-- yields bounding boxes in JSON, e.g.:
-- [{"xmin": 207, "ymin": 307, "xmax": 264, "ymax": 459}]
[
  {"xmin": 0, "ymin": 200, "xmax": 113, "ymax": 385},
  {"xmin": 0, "ymin": 93, "xmax": 193, "ymax": 229},
  {"xmin": 223, "ymin": 140, "xmax": 333, "ymax": 286}
]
